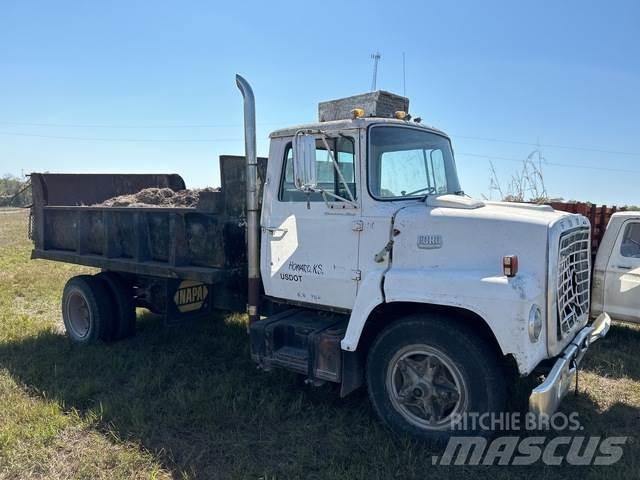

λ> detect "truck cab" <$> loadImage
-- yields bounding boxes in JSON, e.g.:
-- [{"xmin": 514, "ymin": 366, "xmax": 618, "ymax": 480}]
[
  {"xmin": 250, "ymin": 87, "xmax": 611, "ymax": 439},
  {"xmin": 261, "ymin": 118, "xmax": 460, "ymax": 312}
]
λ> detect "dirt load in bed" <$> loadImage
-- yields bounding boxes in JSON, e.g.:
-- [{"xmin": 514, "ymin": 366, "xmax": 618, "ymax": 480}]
[{"xmin": 97, "ymin": 187, "xmax": 218, "ymax": 208}]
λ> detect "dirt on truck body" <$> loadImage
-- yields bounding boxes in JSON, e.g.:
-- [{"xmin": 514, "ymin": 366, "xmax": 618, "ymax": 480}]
[
  {"xmin": 97, "ymin": 187, "xmax": 219, "ymax": 208},
  {"xmin": 29, "ymin": 156, "xmax": 267, "ymax": 315}
]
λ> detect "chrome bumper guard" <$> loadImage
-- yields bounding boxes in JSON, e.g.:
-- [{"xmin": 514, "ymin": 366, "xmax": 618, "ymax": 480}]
[{"xmin": 529, "ymin": 313, "xmax": 611, "ymax": 417}]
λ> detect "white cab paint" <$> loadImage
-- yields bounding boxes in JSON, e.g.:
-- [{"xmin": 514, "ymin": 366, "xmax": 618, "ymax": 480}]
[
  {"xmin": 261, "ymin": 133, "xmax": 361, "ymax": 310},
  {"xmin": 262, "ymin": 117, "xmax": 593, "ymax": 376}
]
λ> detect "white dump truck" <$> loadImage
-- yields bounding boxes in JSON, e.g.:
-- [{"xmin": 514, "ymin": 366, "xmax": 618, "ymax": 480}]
[
  {"xmin": 29, "ymin": 75, "xmax": 611, "ymax": 440},
  {"xmin": 592, "ymin": 212, "xmax": 640, "ymax": 324}
]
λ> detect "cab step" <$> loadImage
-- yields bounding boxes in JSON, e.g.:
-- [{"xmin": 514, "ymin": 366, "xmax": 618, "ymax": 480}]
[{"xmin": 249, "ymin": 308, "xmax": 348, "ymax": 383}]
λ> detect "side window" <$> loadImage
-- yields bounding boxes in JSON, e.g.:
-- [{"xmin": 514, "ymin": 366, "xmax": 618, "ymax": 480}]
[
  {"xmin": 279, "ymin": 137, "xmax": 356, "ymax": 202},
  {"xmin": 336, "ymin": 137, "xmax": 356, "ymax": 199},
  {"xmin": 620, "ymin": 222, "xmax": 640, "ymax": 258},
  {"xmin": 430, "ymin": 150, "xmax": 448, "ymax": 195}
]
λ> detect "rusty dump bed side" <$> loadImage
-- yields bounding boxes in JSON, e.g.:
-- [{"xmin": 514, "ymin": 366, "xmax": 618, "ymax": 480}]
[{"xmin": 30, "ymin": 156, "xmax": 267, "ymax": 287}]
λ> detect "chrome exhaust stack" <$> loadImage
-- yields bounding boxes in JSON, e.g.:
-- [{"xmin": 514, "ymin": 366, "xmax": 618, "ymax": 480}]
[{"xmin": 235, "ymin": 74, "xmax": 260, "ymax": 326}]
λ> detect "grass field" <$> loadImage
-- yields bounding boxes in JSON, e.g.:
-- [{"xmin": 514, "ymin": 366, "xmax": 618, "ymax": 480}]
[{"xmin": 0, "ymin": 208, "xmax": 639, "ymax": 479}]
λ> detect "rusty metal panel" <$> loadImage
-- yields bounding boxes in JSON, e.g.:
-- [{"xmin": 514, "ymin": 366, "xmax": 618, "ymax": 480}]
[
  {"xmin": 550, "ymin": 201, "xmax": 629, "ymax": 258},
  {"xmin": 219, "ymin": 155, "xmax": 268, "ymax": 216},
  {"xmin": 30, "ymin": 173, "xmax": 186, "ymax": 206},
  {"xmin": 31, "ymin": 248, "xmax": 243, "ymax": 285},
  {"xmin": 29, "ymin": 155, "xmax": 269, "ymax": 300},
  {"xmin": 318, "ymin": 91, "xmax": 409, "ymax": 122}
]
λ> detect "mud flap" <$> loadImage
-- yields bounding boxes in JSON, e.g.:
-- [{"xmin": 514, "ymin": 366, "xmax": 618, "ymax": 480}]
[
  {"xmin": 340, "ymin": 350, "xmax": 364, "ymax": 397},
  {"xmin": 164, "ymin": 279, "xmax": 213, "ymax": 325}
]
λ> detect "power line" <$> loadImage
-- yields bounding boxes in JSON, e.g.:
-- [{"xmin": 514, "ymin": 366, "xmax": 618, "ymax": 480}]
[
  {"xmin": 0, "ymin": 121, "xmax": 280, "ymax": 129},
  {"xmin": 0, "ymin": 132, "xmax": 241, "ymax": 142},
  {"xmin": 1, "ymin": 120, "xmax": 638, "ymax": 157},
  {"xmin": 1, "ymin": 129, "xmax": 637, "ymax": 174},
  {"xmin": 451, "ymin": 134, "xmax": 640, "ymax": 157},
  {"xmin": 456, "ymin": 151, "xmax": 640, "ymax": 174}
]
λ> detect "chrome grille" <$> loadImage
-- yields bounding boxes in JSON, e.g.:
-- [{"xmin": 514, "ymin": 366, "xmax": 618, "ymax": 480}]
[{"xmin": 557, "ymin": 228, "xmax": 591, "ymax": 337}]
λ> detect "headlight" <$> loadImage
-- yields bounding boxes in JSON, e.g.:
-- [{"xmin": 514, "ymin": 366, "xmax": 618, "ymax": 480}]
[{"xmin": 528, "ymin": 305, "xmax": 543, "ymax": 342}]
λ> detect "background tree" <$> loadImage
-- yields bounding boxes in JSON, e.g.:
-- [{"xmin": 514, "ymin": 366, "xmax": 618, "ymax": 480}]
[{"xmin": 0, "ymin": 174, "xmax": 32, "ymax": 207}]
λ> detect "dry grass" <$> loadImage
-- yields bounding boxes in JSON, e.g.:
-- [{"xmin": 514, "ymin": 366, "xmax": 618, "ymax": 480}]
[{"xmin": 0, "ymin": 208, "xmax": 639, "ymax": 479}]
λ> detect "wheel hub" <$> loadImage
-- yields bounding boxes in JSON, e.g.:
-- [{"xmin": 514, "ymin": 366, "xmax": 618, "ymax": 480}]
[
  {"xmin": 66, "ymin": 290, "xmax": 91, "ymax": 339},
  {"xmin": 387, "ymin": 345, "xmax": 467, "ymax": 430}
]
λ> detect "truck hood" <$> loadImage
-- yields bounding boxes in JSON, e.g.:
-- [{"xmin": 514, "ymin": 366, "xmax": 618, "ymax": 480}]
[
  {"xmin": 390, "ymin": 196, "xmax": 586, "ymax": 275},
  {"xmin": 423, "ymin": 195, "xmax": 570, "ymax": 226}
]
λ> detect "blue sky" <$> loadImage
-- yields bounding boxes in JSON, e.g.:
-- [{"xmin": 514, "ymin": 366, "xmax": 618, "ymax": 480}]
[{"xmin": 1, "ymin": 0, "xmax": 638, "ymax": 205}]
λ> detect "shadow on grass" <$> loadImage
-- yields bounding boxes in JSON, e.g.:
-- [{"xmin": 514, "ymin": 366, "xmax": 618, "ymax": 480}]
[{"xmin": 0, "ymin": 312, "xmax": 638, "ymax": 479}]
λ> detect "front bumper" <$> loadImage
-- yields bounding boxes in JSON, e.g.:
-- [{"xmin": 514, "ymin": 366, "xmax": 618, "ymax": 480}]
[{"xmin": 529, "ymin": 312, "xmax": 611, "ymax": 416}]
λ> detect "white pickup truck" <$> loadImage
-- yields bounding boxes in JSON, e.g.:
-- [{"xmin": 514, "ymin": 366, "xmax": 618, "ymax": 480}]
[{"xmin": 592, "ymin": 212, "xmax": 640, "ymax": 324}]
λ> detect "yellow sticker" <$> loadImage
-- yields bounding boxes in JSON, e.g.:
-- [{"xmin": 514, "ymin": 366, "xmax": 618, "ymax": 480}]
[{"xmin": 173, "ymin": 280, "xmax": 209, "ymax": 313}]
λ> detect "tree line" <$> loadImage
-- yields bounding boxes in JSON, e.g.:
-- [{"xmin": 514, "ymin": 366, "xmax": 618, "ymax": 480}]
[{"xmin": 0, "ymin": 174, "xmax": 32, "ymax": 207}]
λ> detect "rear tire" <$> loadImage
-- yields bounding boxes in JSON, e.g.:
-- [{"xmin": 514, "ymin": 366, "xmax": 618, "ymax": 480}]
[
  {"xmin": 61, "ymin": 275, "xmax": 114, "ymax": 344},
  {"xmin": 95, "ymin": 272, "xmax": 136, "ymax": 341},
  {"xmin": 366, "ymin": 313, "xmax": 506, "ymax": 442}
]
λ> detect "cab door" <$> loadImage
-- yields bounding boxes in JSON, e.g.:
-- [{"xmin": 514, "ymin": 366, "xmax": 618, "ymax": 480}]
[
  {"xmin": 260, "ymin": 132, "xmax": 361, "ymax": 310},
  {"xmin": 604, "ymin": 219, "xmax": 640, "ymax": 323}
]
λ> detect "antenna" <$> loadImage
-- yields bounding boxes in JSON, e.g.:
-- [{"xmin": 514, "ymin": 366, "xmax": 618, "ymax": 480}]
[
  {"xmin": 402, "ymin": 52, "xmax": 406, "ymax": 97},
  {"xmin": 370, "ymin": 51, "xmax": 381, "ymax": 91}
]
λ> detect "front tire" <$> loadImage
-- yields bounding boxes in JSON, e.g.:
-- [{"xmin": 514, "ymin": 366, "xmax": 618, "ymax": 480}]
[{"xmin": 366, "ymin": 314, "xmax": 506, "ymax": 441}]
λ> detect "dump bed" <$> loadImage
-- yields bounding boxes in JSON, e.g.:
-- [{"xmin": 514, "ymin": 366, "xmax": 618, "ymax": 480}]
[{"xmin": 30, "ymin": 156, "xmax": 266, "ymax": 286}]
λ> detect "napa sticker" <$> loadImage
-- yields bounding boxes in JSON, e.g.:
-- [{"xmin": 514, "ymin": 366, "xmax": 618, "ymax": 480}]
[{"xmin": 173, "ymin": 280, "xmax": 209, "ymax": 313}]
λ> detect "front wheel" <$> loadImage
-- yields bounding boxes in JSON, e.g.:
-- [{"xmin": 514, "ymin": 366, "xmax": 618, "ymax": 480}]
[{"xmin": 366, "ymin": 314, "xmax": 506, "ymax": 441}]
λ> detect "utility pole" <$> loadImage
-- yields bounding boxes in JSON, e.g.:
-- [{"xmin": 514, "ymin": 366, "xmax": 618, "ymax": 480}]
[{"xmin": 371, "ymin": 51, "xmax": 381, "ymax": 91}]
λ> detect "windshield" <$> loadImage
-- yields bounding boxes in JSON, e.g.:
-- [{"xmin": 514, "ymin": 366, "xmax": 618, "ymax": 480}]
[{"xmin": 368, "ymin": 126, "xmax": 461, "ymax": 199}]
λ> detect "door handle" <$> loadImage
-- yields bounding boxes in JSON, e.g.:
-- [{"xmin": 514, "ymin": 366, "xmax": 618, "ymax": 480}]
[
  {"xmin": 617, "ymin": 265, "xmax": 632, "ymax": 270},
  {"xmin": 263, "ymin": 226, "xmax": 288, "ymax": 234}
]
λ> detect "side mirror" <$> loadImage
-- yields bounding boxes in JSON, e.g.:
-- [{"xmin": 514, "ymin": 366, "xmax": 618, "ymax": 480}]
[{"xmin": 292, "ymin": 133, "xmax": 317, "ymax": 191}]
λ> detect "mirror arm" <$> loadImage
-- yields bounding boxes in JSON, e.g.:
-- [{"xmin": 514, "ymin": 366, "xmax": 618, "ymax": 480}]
[
  {"xmin": 319, "ymin": 135, "xmax": 356, "ymax": 203},
  {"xmin": 320, "ymin": 189, "xmax": 358, "ymax": 207}
]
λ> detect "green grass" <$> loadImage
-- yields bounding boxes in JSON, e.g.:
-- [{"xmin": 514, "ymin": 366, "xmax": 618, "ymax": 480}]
[{"xmin": 0, "ymin": 208, "xmax": 639, "ymax": 479}]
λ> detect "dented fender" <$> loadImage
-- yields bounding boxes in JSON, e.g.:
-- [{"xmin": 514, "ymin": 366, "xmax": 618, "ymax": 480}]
[{"xmin": 342, "ymin": 268, "xmax": 549, "ymax": 375}]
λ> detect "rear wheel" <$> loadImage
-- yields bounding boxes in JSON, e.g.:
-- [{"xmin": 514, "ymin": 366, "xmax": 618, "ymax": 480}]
[
  {"xmin": 366, "ymin": 314, "xmax": 506, "ymax": 442},
  {"xmin": 61, "ymin": 275, "xmax": 114, "ymax": 344},
  {"xmin": 96, "ymin": 271, "xmax": 136, "ymax": 341}
]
